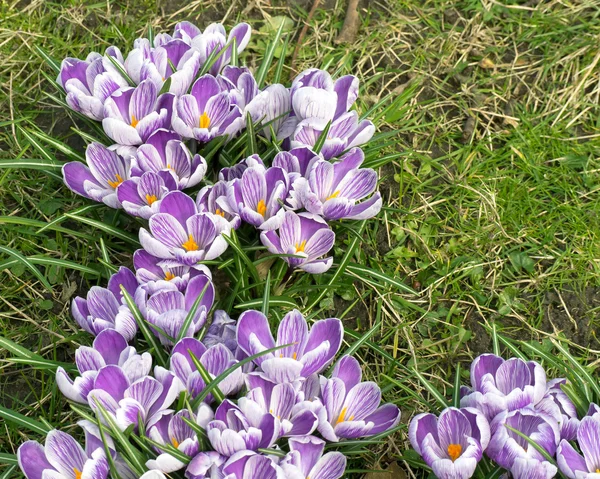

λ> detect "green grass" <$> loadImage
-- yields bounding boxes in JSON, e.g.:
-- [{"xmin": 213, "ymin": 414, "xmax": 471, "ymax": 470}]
[{"xmin": 1, "ymin": 0, "xmax": 600, "ymax": 477}]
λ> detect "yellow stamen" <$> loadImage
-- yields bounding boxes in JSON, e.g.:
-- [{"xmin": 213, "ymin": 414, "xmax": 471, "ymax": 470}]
[
  {"xmin": 215, "ymin": 208, "xmax": 225, "ymax": 217},
  {"xmin": 145, "ymin": 194, "xmax": 158, "ymax": 205},
  {"xmin": 171, "ymin": 437, "xmax": 180, "ymax": 448},
  {"xmin": 108, "ymin": 173, "xmax": 124, "ymax": 189},
  {"xmin": 447, "ymin": 444, "xmax": 462, "ymax": 462},
  {"xmin": 292, "ymin": 352, "xmax": 297, "ymax": 360},
  {"xmin": 295, "ymin": 240, "xmax": 307, "ymax": 253},
  {"xmin": 335, "ymin": 407, "xmax": 348, "ymax": 425},
  {"xmin": 182, "ymin": 234, "xmax": 199, "ymax": 251},
  {"xmin": 74, "ymin": 468, "xmax": 82, "ymax": 479},
  {"xmin": 257, "ymin": 199, "xmax": 267, "ymax": 217},
  {"xmin": 199, "ymin": 112, "xmax": 211, "ymax": 129},
  {"xmin": 166, "ymin": 164, "xmax": 172, "ymax": 170},
  {"xmin": 326, "ymin": 190, "xmax": 341, "ymax": 201},
  {"xmin": 164, "ymin": 271, "xmax": 176, "ymax": 281},
  {"xmin": 130, "ymin": 114, "xmax": 139, "ymax": 128}
]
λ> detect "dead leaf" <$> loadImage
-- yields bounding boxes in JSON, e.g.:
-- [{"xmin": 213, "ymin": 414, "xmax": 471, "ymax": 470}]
[
  {"xmin": 363, "ymin": 462, "xmax": 407, "ymax": 479},
  {"xmin": 479, "ymin": 58, "xmax": 495, "ymax": 69}
]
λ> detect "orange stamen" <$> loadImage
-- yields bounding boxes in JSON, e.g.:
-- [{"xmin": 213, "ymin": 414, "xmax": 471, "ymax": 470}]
[
  {"xmin": 130, "ymin": 114, "xmax": 139, "ymax": 128},
  {"xmin": 215, "ymin": 208, "xmax": 225, "ymax": 217},
  {"xmin": 447, "ymin": 444, "xmax": 462, "ymax": 462},
  {"xmin": 108, "ymin": 173, "xmax": 124, "ymax": 189},
  {"xmin": 182, "ymin": 234, "xmax": 199, "ymax": 251},
  {"xmin": 199, "ymin": 112, "xmax": 211, "ymax": 129},
  {"xmin": 145, "ymin": 194, "xmax": 158, "ymax": 205},
  {"xmin": 164, "ymin": 271, "xmax": 176, "ymax": 281},
  {"xmin": 74, "ymin": 468, "xmax": 82, "ymax": 479},
  {"xmin": 295, "ymin": 240, "xmax": 307, "ymax": 253}
]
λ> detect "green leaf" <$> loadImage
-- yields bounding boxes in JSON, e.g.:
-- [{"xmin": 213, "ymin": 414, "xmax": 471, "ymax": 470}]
[
  {"xmin": 106, "ymin": 55, "xmax": 135, "ymax": 86},
  {"xmin": 255, "ymin": 19, "xmax": 287, "ymax": 87},
  {"xmin": 221, "ymin": 230, "xmax": 260, "ymax": 284},
  {"xmin": 0, "ymin": 454, "xmax": 17, "ymax": 466},
  {"xmin": 234, "ymin": 296, "xmax": 297, "ymax": 310},
  {"xmin": 37, "ymin": 204, "xmax": 102, "ymax": 234},
  {"xmin": 508, "ymin": 251, "xmax": 535, "ymax": 273},
  {"xmin": 505, "ymin": 425, "xmax": 558, "ymax": 466},
  {"xmin": 26, "ymin": 127, "xmax": 85, "ymax": 162},
  {"xmin": 452, "ymin": 363, "xmax": 461, "ymax": 407},
  {"xmin": 312, "ymin": 121, "xmax": 332, "ymax": 154},
  {"xmin": 246, "ymin": 111, "xmax": 258, "ymax": 155},
  {"xmin": 177, "ymin": 280, "xmax": 211, "ymax": 343},
  {"xmin": 0, "ymin": 245, "xmax": 52, "ymax": 290},
  {"xmin": 0, "ymin": 405, "xmax": 52, "ymax": 435},
  {"xmin": 0, "ymin": 158, "xmax": 63, "ymax": 170},
  {"xmin": 189, "ymin": 351, "xmax": 225, "ymax": 403},
  {"xmin": 345, "ymin": 263, "xmax": 416, "ymax": 294},
  {"xmin": 262, "ymin": 270, "xmax": 271, "ymax": 316},
  {"xmin": 34, "ymin": 45, "xmax": 61, "ymax": 73},
  {"xmin": 64, "ymin": 213, "xmax": 139, "ymax": 245},
  {"xmin": 413, "ymin": 369, "xmax": 449, "ymax": 409},
  {"xmin": 158, "ymin": 76, "xmax": 172, "ymax": 96}
]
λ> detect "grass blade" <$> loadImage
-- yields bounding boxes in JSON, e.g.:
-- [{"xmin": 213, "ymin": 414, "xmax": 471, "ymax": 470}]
[
  {"xmin": 34, "ymin": 45, "xmax": 61, "ymax": 73},
  {"xmin": 312, "ymin": 121, "xmax": 332, "ymax": 154},
  {"xmin": 0, "ymin": 158, "xmax": 63, "ymax": 170},
  {"xmin": 176, "ymin": 280, "xmax": 210, "ymax": 343},
  {"xmin": 64, "ymin": 213, "xmax": 139, "ymax": 245},
  {"xmin": 345, "ymin": 263, "xmax": 416, "ymax": 294},
  {"xmin": 0, "ymin": 406, "xmax": 52, "ymax": 435},
  {"xmin": 0, "ymin": 245, "xmax": 52, "ymax": 290},
  {"xmin": 188, "ymin": 351, "xmax": 225, "ymax": 404},
  {"xmin": 255, "ymin": 20, "xmax": 287, "ymax": 87},
  {"xmin": 246, "ymin": 111, "xmax": 258, "ymax": 155}
]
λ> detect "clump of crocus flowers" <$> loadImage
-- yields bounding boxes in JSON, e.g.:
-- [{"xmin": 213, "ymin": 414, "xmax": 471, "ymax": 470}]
[
  {"xmin": 15, "ymin": 19, "xmax": 400, "ymax": 479},
  {"xmin": 409, "ymin": 353, "xmax": 600, "ymax": 479}
]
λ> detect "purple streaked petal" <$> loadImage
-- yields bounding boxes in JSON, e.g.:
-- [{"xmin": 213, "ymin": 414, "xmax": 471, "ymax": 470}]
[
  {"xmin": 149, "ymin": 213, "xmax": 189, "ymax": 247},
  {"xmin": 44, "ymin": 430, "xmax": 87, "ymax": 477},
  {"xmin": 236, "ymin": 310, "xmax": 276, "ymax": 365},
  {"xmin": 276, "ymin": 310, "xmax": 308, "ymax": 359},
  {"xmin": 262, "ymin": 357, "xmax": 304, "ymax": 383},
  {"xmin": 159, "ymin": 190, "xmax": 198, "ymax": 227},
  {"xmin": 409, "ymin": 413, "xmax": 438, "ymax": 455},
  {"xmin": 93, "ymin": 365, "xmax": 129, "ymax": 400},
  {"xmin": 331, "ymin": 355, "xmax": 362, "ymax": 391},
  {"xmin": 333, "ymin": 75, "xmax": 359, "ymax": 118},
  {"xmin": 62, "ymin": 162, "xmax": 98, "ymax": 199},
  {"xmin": 556, "ymin": 439, "xmax": 587, "ymax": 479}
]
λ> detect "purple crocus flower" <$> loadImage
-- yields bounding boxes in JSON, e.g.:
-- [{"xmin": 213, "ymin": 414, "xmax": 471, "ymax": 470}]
[
  {"xmin": 236, "ymin": 309, "xmax": 342, "ymax": 383},
  {"xmin": 298, "ymin": 147, "xmax": 382, "ymax": 220},
  {"xmin": 291, "ymin": 112, "xmax": 375, "ymax": 160},
  {"xmin": 203, "ymin": 310, "xmax": 238, "ymax": 352},
  {"xmin": 124, "ymin": 38, "xmax": 153, "ymax": 84},
  {"xmin": 460, "ymin": 354, "xmax": 547, "ymax": 421},
  {"xmin": 62, "ymin": 142, "xmax": 131, "ymax": 208},
  {"xmin": 409, "ymin": 407, "xmax": 490, "ymax": 479},
  {"xmin": 260, "ymin": 211, "xmax": 335, "ymax": 274},
  {"xmin": 486, "ymin": 407, "xmax": 560, "ymax": 470},
  {"xmin": 136, "ymin": 273, "xmax": 215, "ymax": 346},
  {"xmin": 139, "ymin": 39, "xmax": 202, "ymax": 96},
  {"xmin": 139, "ymin": 190, "xmax": 232, "ymax": 267},
  {"xmin": 511, "ymin": 458, "xmax": 558, "ymax": 479},
  {"xmin": 196, "ymin": 180, "xmax": 241, "ymax": 229},
  {"xmin": 219, "ymin": 154, "xmax": 265, "ymax": 181},
  {"xmin": 132, "ymin": 129, "xmax": 207, "ymax": 190},
  {"xmin": 169, "ymin": 337, "xmax": 244, "ymax": 400},
  {"xmin": 117, "ymin": 172, "xmax": 170, "ymax": 219},
  {"xmin": 57, "ymin": 48, "xmax": 128, "ymax": 121},
  {"xmin": 535, "ymin": 378, "xmax": 580, "ymax": 441},
  {"xmin": 18, "ymin": 429, "xmax": 109, "ymax": 479},
  {"xmin": 56, "ymin": 328, "xmax": 151, "ymax": 404},
  {"xmin": 186, "ymin": 451, "xmax": 226, "ymax": 479},
  {"xmin": 146, "ymin": 409, "xmax": 199, "ymax": 473},
  {"xmin": 260, "ymin": 84, "xmax": 296, "ymax": 140},
  {"xmin": 133, "ymin": 249, "xmax": 210, "ymax": 295},
  {"xmin": 172, "ymin": 75, "xmax": 243, "ymax": 143},
  {"xmin": 557, "ymin": 413, "xmax": 600, "ymax": 478},
  {"xmin": 173, "ymin": 22, "xmax": 252, "ymax": 75},
  {"xmin": 280, "ymin": 435, "xmax": 347, "ymax": 479},
  {"xmin": 227, "ymin": 165, "xmax": 290, "ymax": 230},
  {"xmin": 272, "ymin": 146, "xmax": 321, "ymax": 181},
  {"xmin": 318, "ymin": 355, "xmax": 401, "ymax": 441},
  {"xmin": 220, "ymin": 451, "xmax": 282, "ymax": 479},
  {"xmin": 242, "ymin": 373, "xmax": 320, "ymax": 437},
  {"xmin": 218, "ymin": 66, "xmax": 268, "ymax": 122},
  {"xmin": 88, "ymin": 365, "xmax": 185, "ymax": 431},
  {"xmin": 71, "ymin": 267, "xmax": 138, "ymax": 341},
  {"xmin": 206, "ymin": 400, "xmax": 278, "ymax": 457},
  {"xmin": 102, "ymin": 79, "xmax": 174, "ymax": 146}
]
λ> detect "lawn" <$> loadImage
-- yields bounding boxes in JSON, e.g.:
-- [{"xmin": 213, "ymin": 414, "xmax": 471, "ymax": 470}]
[{"xmin": 1, "ymin": 0, "xmax": 600, "ymax": 477}]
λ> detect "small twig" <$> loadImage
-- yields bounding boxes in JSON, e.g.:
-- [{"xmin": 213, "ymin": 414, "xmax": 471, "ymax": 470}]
[
  {"xmin": 290, "ymin": 0, "xmax": 322, "ymax": 72},
  {"xmin": 335, "ymin": 0, "xmax": 360, "ymax": 44}
]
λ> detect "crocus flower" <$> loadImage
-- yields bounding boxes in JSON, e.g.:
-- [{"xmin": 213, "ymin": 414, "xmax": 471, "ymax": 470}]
[
  {"xmin": 17, "ymin": 429, "xmax": 109, "ymax": 479},
  {"xmin": 409, "ymin": 407, "xmax": 490, "ymax": 479},
  {"xmin": 172, "ymin": 75, "xmax": 242, "ymax": 143},
  {"xmin": 103, "ymin": 79, "xmax": 174, "ymax": 146},
  {"xmin": 218, "ymin": 66, "xmax": 267, "ymax": 122},
  {"xmin": 173, "ymin": 22, "xmax": 252, "ymax": 75},
  {"xmin": 272, "ymin": 146, "xmax": 321, "ymax": 181},
  {"xmin": 290, "ymin": 69, "xmax": 359, "ymax": 122},
  {"xmin": 557, "ymin": 413, "xmax": 600, "ymax": 478},
  {"xmin": 133, "ymin": 249, "xmax": 210, "ymax": 295},
  {"xmin": 124, "ymin": 38, "xmax": 153, "ymax": 84},
  {"xmin": 260, "ymin": 211, "xmax": 335, "ymax": 274},
  {"xmin": 57, "ymin": 48, "xmax": 128, "ymax": 120},
  {"xmin": 535, "ymin": 378, "xmax": 579, "ymax": 441},
  {"xmin": 318, "ymin": 355, "xmax": 401, "ymax": 441},
  {"xmin": 511, "ymin": 458, "xmax": 558, "ymax": 479},
  {"xmin": 169, "ymin": 337, "xmax": 244, "ymax": 400},
  {"xmin": 88, "ymin": 365, "xmax": 185, "ymax": 431},
  {"xmin": 139, "ymin": 38, "xmax": 202, "ymax": 96},
  {"xmin": 260, "ymin": 84, "xmax": 296, "ymax": 139},
  {"xmin": 486, "ymin": 408, "xmax": 560, "ymax": 470},
  {"xmin": 279, "ymin": 435, "xmax": 347, "ymax": 479},
  {"xmin": 62, "ymin": 142, "xmax": 131, "ymax": 208},
  {"xmin": 291, "ymin": 112, "xmax": 375, "ymax": 160},
  {"xmin": 227, "ymin": 165, "xmax": 290, "ymax": 230},
  {"xmin": 71, "ymin": 267, "xmax": 138, "ymax": 341},
  {"xmin": 242, "ymin": 373, "xmax": 319, "ymax": 437},
  {"xmin": 146, "ymin": 409, "xmax": 199, "ymax": 473},
  {"xmin": 139, "ymin": 190, "xmax": 232, "ymax": 267},
  {"xmin": 298, "ymin": 147, "xmax": 382, "ymax": 220},
  {"xmin": 219, "ymin": 154, "xmax": 265, "ymax": 181},
  {"xmin": 186, "ymin": 451, "xmax": 226, "ymax": 479},
  {"xmin": 222, "ymin": 451, "xmax": 283, "ymax": 479},
  {"xmin": 236, "ymin": 309, "xmax": 342, "ymax": 383},
  {"xmin": 136, "ymin": 273, "xmax": 215, "ymax": 345},
  {"xmin": 132, "ymin": 129, "xmax": 207, "ymax": 190},
  {"xmin": 460, "ymin": 354, "xmax": 547, "ymax": 421},
  {"xmin": 117, "ymin": 172, "xmax": 170, "ymax": 219},
  {"xmin": 203, "ymin": 310, "xmax": 238, "ymax": 352},
  {"xmin": 196, "ymin": 180, "xmax": 241, "ymax": 229},
  {"xmin": 206, "ymin": 400, "xmax": 278, "ymax": 456},
  {"xmin": 56, "ymin": 328, "xmax": 151, "ymax": 403}
]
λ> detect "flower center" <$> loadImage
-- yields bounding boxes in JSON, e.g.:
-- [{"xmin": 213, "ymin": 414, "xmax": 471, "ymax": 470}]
[
  {"xmin": 171, "ymin": 437, "xmax": 180, "ymax": 448},
  {"xmin": 335, "ymin": 406, "xmax": 354, "ymax": 425},
  {"xmin": 257, "ymin": 199, "xmax": 267, "ymax": 217},
  {"xmin": 447, "ymin": 443, "xmax": 462, "ymax": 462},
  {"xmin": 145, "ymin": 194, "xmax": 158, "ymax": 205},
  {"xmin": 215, "ymin": 208, "xmax": 225, "ymax": 217},
  {"xmin": 326, "ymin": 190, "xmax": 341, "ymax": 201},
  {"xmin": 182, "ymin": 234, "xmax": 199, "ymax": 251},
  {"xmin": 164, "ymin": 271, "xmax": 176, "ymax": 281},
  {"xmin": 108, "ymin": 173, "xmax": 124, "ymax": 189},
  {"xmin": 199, "ymin": 112, "xmax": 211, "ymax": 129},
  {"xmin": 74, "ymin": 468, "xmax": 82, "ymax": 479},
  {"xmin": 295, "ymin": 240, "xmax": 307, "ymax": 253},
  {"xmin": 130, "ymin": 114, "xmax": 139, "ymax": 128}
]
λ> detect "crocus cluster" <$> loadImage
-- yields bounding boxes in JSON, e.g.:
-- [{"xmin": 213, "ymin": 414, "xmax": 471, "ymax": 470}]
[
  {"xmin": 58, "ymin": 19, "xmax": 381, "ymax": 276},
  {"xmin": 409, "ymin": 353, "xmax": 600, "ymax": 479}
]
